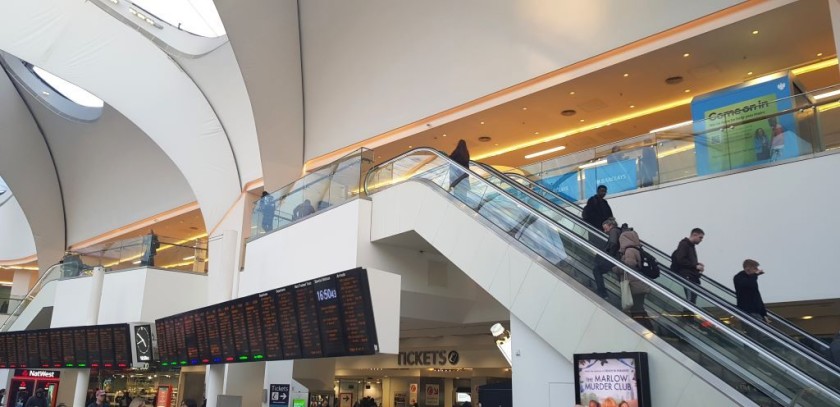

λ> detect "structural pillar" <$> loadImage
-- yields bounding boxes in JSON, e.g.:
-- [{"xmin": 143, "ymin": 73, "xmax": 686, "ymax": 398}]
[
  {"xmin": 73, "ymin": 266, "xmax": 105, "ymax": 407},
  {"xmin": 205, "ymin": 230, "xmax": 239, "ymax": 407}
]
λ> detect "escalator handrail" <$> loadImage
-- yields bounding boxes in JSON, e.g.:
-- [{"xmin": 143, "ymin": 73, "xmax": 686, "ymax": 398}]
[
  {"xmin": 0, "ymin": 262, "xmax": 63, "ymax": 332},
  {"xmin": 482, "ymin": 163, "xmax": 840, "ymax": 378},
  {"xmin": 503, "ymin": 169, "xmax": 831, "ymax": 353},
  {"xmin": 366, "ymin": 147, "xmax": 840, "ymax": 401}
]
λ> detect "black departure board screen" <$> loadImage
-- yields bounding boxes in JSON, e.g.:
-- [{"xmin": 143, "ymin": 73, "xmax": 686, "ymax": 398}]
[
  {"xmin": 0, "ymin": 324, "xmax": 133, "ymax": 369},
  {"xmin": 155, "ymin": 267, "xmax": 379, "ymax": 366}
]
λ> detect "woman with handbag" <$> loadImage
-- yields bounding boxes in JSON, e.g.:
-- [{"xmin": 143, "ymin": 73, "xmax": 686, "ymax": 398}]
[{"xmin": 613, "ymin": 228, "xmax": 654, "ymax": 331}]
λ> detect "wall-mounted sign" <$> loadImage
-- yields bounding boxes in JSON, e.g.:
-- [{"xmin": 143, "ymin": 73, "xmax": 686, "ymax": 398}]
[
  {"xmin": 574, "ymin": 352, "xmax": 651, "ymax": 407},
  {"xmin": 13, "ymin": 369, "xmax": 59, "ymax": 379},
  {"xmin": 397, "ymin": 350, "xmax": 459, "ymax": 366},
  {"xmin": 269, "ymin": 384, "xmax": 289, "ymax": 407},
  {"xmin": 155, "ymin": 385, "xmax": 172, "ymax": 407}
]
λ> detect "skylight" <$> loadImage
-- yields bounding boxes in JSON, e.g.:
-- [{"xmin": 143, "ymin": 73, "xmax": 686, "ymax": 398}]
[
  {"xmin": 132, "ymin": 0, "xmax": 226, "ymax": 37},
  {"xmin": 32, "ymin": 67, "xmax": 104, "ymax": 108}
]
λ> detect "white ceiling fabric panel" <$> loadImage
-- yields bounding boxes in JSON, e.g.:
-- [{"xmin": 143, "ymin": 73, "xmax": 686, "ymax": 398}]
[
  {"xmin": 0, "ymin": 69, "xmax": 65, "ymax": 269},
  {"xmin": 0, "ymin": 194, "xmax": 37, "ymax": 261},
  {"xmin": 0, "ymin": 0, "xmax": 240, "ymax": 229}
]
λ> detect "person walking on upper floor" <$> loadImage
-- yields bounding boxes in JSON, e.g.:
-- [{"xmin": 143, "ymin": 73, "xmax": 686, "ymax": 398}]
[
  {"xmin": 258, "ymin": 191, "xmax": 276, "ymax": 232},
  {"xmin": 593, "ymin": 218, "xmax": 622, "ymax": 298},
  {"xmin": 582, "ymin": 185, "xmax": 613, "ymax": 230},
  {"xmin": 613, "ymin": 227, "xmax": 653, "ymax": 331},
  {"xmin": 671, "ymin": 228, "xmax": 705, "ymax": 305},
  {"xmin": 733, "ymin": 259, "xmax": 768, "ymax": 323}
]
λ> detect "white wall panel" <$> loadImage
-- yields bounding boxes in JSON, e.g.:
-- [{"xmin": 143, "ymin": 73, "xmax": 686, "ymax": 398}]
[
  {"xmin": 511, "ymin": 314, "xmax": 575, "ymax": 407},
  {"xmin": 300, "ymin": 0, "xmax": 744, "ymax": 159},
  {"xmin": 0, "ymin": 195, "xmax": 36, "ymax": 260},
  {"xmin": 609, "ymin": 153, "xmax": 840, "ymax": 303}
]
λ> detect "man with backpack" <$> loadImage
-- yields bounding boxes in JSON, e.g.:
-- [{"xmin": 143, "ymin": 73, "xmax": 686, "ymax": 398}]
[{"xmin": 671, "ymin": 228, "xmax": 705, "ymax": 305}]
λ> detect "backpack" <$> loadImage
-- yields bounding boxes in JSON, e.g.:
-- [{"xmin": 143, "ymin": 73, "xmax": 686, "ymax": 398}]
[{"xmin": 634, "ymin": 245, "xmax": 660, "ymax": 279}]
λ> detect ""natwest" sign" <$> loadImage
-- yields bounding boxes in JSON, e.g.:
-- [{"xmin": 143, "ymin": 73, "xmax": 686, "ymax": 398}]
[{"xmin": 14, "ymin": 369, "xmax": 59, "ymax": 379}]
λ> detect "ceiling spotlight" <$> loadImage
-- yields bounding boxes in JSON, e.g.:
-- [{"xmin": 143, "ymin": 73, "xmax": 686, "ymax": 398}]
[
  {"xmin": 817, "ymin": 52, "xmax": 823, "ymax": 57},
  {"xmin": 408, "ymin": 145, "xmax": 413, "ymax": 149},
  {"xmin": 683, "ymin": 53, "xmax": 690, "ymax": 58},
  {"xmin": 752, "ymin": 30, "xmax": 759, "ymax": 35},
  {"xmin": 534, "ymin": 132, "xmax": 539, "ymax": 135},
  {"xmin": 629, "ymin": 105, "xmax": 635, "ymax": 109},
  {"xmin": 522, "ymin": 107, "xmax": 527, "ymax": 111},
  {"xmin": 480, "ymin": 121, "xmax": 485, "ymax": 125},
  {"xmin": 623, "ymin": 73, "xmax": 629, "ymax": 78},
  {"xmin": 747, "ymin": 71, "xmax": 753, "ymax": 76},
  {"xmin": 569, "ymin": 91, "xmax": 576, "ymax": 95},
  {"xmin": 490, "ymin": 323, "xmax": 512, "ymax": 367},
  {"xmin": 579, "ymin": 119, "xmax": 585, "ymax": 122},
  {"xmin": 442, "ymin": 134, "xmax": 447, "ymax": 137},
  {"xmin": 801, "ymin": 315, "xmax": 813, "ymax": 320},
  {"xmin": 684, "ymin": 89, "xmax": 691, "ymax": 93}
]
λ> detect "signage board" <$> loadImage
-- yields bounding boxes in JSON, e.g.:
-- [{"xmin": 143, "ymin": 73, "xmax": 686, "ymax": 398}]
[
  {"xmin": 155, "ymin": 268, "xmax": 379, "ymax": 366},
  {"xmin": 574, "ymin": 352, "xmax": 651, "ymax": 407},
  {"xmin": 269, "ymin": 384, "xmax": 290, "ymax": 407},
  {"xmin": 0, "ymin": 324, "xmax": 132, "ymax": 369}
]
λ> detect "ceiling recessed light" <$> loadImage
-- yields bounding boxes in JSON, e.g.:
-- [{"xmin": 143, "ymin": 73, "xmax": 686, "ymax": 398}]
[
  {"xmin": 494, "ymin": 143, "xmax": 499, "ymax": 146},
  {"xmin": 480, "ymin": 121, "xmax": 485, "ymax": 125},
  {"xmin": 522, "ymin": 107, "xmax": 527, "ymax": 111},
  {"xmin": 408, "ymin": 145, "xmax": 413, "ymax": 149},
  {"xmin": 747, "ymin": 71, "xmax": 753, "ymax": 76},
  {"xmin": 684, "ymin": 89, "xmax": 691, "ymax": 93},
  {"xmin": 629, "ymin": 105, "xmax": 635, "ymax": 109},
  {"xmin": 524, "ymin": 145, "xmax": 566, "ymax": 159},
  {"xmin": 569, "ymin": 91, "xmax": 576, "ymax": 95},
  {"xmin": 683, "ymin": 53, "xmax": 690, "ymax": 58},
  {"xmin": 817, "ymin": 52, "xmax": 823, "ymax": 57},
  {"xmin": 752, "ymin": 30, "xmax": 759, "ymax": 35},
  {"xmin": 579, "ymin": 119, "xmax": 585, "ymax": 122},
  {"xmin": 623, "ymin": 73, "xmax": 629, "ymax": 78},
  {"xmin": 442, "ymin": 134, "xmax": 447, "ymax": 137},
  {"xmin": 534, "ymin": 132, "xmax": 539, "ymax": 135},
  {"xmin": 801, "ymin": 315, "xmax": 813, "ymax": 320}
]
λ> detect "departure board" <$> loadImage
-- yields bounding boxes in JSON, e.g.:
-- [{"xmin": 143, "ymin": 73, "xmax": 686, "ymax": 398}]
[
  {"xmin": 155, "ymin": 267, "xmax": 379, "ymax": 366},
  {"xmin": 0, "ymin": 324, "xmax": 132, "ymax": 369}
]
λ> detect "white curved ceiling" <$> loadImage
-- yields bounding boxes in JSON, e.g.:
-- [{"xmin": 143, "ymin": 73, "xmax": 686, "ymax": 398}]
[
  {"xmin": 0, "ymin": 0, "xmax": 241, "ymax": 231},
  {"xmin": 0, "ymin": 194, "xmax": 37, "ymax": 262}
]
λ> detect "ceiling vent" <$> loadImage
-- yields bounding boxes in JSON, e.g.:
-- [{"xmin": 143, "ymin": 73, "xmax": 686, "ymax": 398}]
[
  {"xmin": 665, "ymin": 76, "xmax": 684, "ymax": 85},
  {"xmin": 561, "ymin": 109, "xmax": 577, "ymax": 116}
]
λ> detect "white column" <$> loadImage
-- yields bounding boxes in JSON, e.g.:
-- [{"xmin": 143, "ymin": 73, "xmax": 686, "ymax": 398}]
[
  {"xmin": 74, "ymin": 266, "xmax": 106, "ymax": 407},
  {"xmin": 205, "ymin": 230, "xmax": 239, "ymax": 407}
]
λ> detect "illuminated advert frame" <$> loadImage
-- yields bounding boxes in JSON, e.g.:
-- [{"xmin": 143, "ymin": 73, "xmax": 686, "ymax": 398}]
[{"xmin": 574, "ymin": 352, "xmax": 651, "ymax": 407}]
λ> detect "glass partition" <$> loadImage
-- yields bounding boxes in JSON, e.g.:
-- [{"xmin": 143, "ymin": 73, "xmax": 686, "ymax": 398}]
[
  {"xmin": 366, "ymin": 148, "xmax": 840, "ymax": 406},
  {"xmin": 251, "ymin": 148, "xmax": 374, "ymax": 239},
  {"xmin": 0, "ymin": 263, "xmax": 63, "ymax": 332},
  {"xmin": 520, "ymin": 85, "xmax": 840, "ymax": 200},
  {"xmin": 64, "ymin": 234, "xmax": 208, "ymax": 276}
]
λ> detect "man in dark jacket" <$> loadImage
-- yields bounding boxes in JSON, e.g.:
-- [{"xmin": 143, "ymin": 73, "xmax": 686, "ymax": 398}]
[
  {"xmin": 582, "ymin": 185, "xmax": 613, "ymax": 229},
  {"xmin": 671, "ymin": 228, "xmax": 705, "ymax": 304},
  {"xmin": 24, "ymin": 389, "xmax": 47, "ymax": 407},
  {"xmin": 733, "ymin": 259, "xmax": 768, "ymax": 323},
  {"xmin": 593, "ymin": 218, "xmax": 622, "ymax": 298}
]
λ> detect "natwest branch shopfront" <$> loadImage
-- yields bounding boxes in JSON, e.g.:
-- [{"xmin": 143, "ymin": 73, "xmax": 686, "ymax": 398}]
[{"xmin": 334, "ymin": 337, "xmax": 510, "ymax": 407}]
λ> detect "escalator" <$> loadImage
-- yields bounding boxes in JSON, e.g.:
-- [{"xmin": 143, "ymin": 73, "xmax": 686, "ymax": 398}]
[
  {"xmin": 488, "ymin": 165, "xmax": 831, "ymax": 358},
  {"xmin": 365, "ymin": 148, "xmax": 840, "ymax": 406},
  {"xmin": 469, "ymin": 162, "xmax": 840, "ymax": 390}
]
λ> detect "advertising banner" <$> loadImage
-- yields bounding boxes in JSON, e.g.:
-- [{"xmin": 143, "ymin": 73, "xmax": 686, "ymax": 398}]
[
  {"xmin": 574, "ymin": 352, "xmax": 651, "ymax": 407},
  {"xmin": 583, "ymin": 158, "xmax": 638, "ymax": 198},
  {"xmin": 690, "ymin": 73, "xmax": 809, "ymax": 175},
  {"xmin": 537, "ymin": 171, "xmax": 581, "ymax": 202}
]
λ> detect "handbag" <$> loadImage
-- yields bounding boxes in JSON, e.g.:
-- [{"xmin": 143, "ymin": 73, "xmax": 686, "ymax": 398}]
[{"xmin": 621, "ymin": 274, "xmax": 634, "ymax": 310}]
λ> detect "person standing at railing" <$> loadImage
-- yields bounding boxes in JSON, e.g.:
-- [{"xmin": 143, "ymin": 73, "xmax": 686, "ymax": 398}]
[
  {"xmin": 140, "ymin": 231, "xmax": 160, "ymax": 267},
  {"xmin": 258, "ymin": 191, "xmax": 277, "ymax": 232},
  {"xmin": 671, "ymin": 228, "xmax": 705, "ymax": 305},
  {"xmin": 582, "ymin": 185, "xmax": 613, "ymax": 229}
]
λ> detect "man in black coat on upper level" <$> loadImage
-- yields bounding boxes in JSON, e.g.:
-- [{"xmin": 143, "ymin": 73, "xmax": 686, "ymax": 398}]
[{"xmin": 582, "ymin": 185, "xmax": 613, "ymax": 229}]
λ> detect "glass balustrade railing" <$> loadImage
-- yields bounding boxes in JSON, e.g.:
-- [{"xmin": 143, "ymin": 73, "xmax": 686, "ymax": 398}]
[
  {"xmin": 365, "ymin": 148, "xmax": 840, "ymax": 406},
  {"xmin": 520, "ymin": 85, "xmax": 840, "ymax": 201},
  {"xmin": 0, "ymin": 263, "xmax": 63, "ymax": 332},
  {"xmin": 497, "ymin": 169, "xmax": 832, "ymax": 356},
  {"xmin": 65, "ymin": 234, "xmax": 208, "ymax": 276},
  {"xmin": 251, "ymin": 148, "xmax": 374, "ymax": 240},
  {"xmin": 470, "ymin": 162, "xmax": 840, "ymax": 393}
]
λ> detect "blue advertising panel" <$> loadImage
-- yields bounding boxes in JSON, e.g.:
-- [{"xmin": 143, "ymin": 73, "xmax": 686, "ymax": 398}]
[
  {"xmin": 690, "ymin": 73, "xmax": 809, "ymax": 175},
  {"xmin": 537, "ymin": 171, "xmax": 581, "ymax": 202},
  {"xmin": 583, "ymin": 159, "xmax": 638, "ymax": 198}
]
